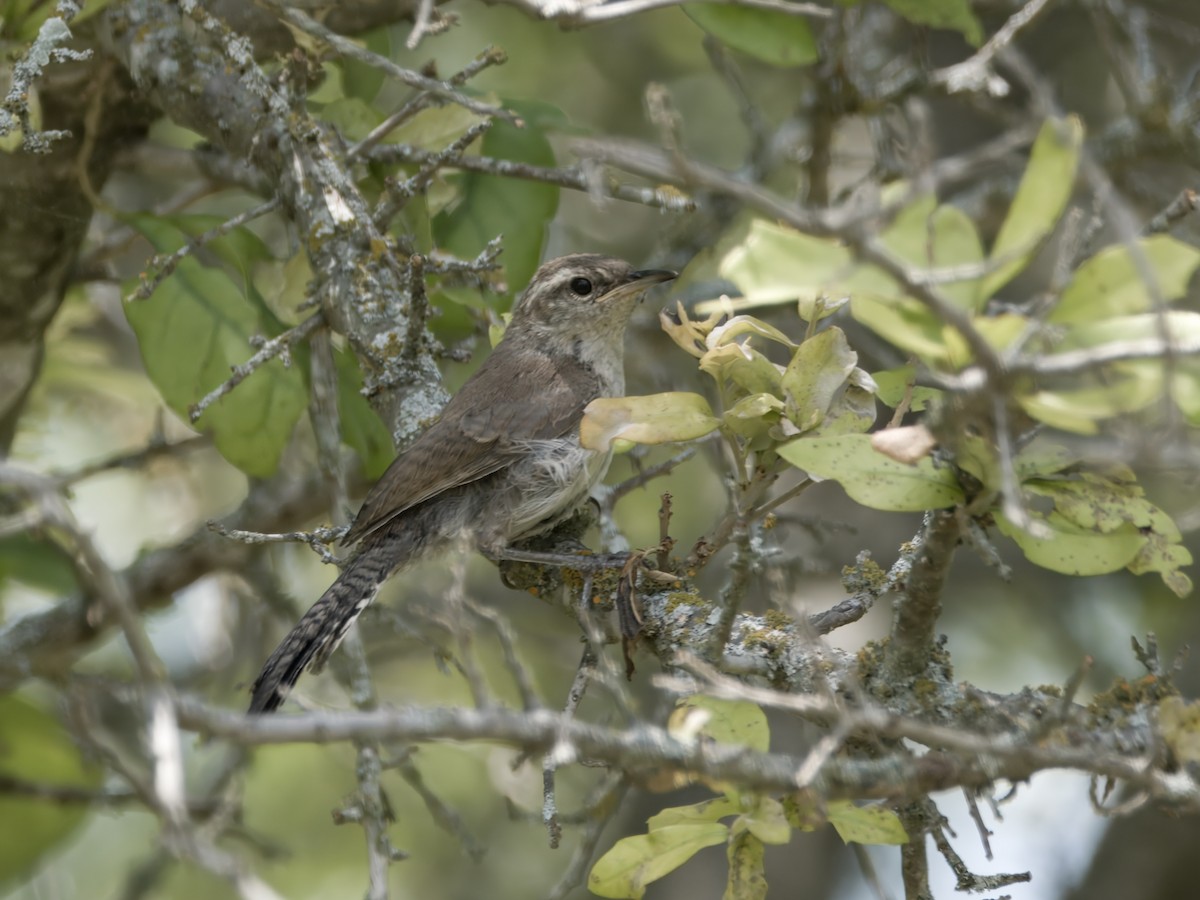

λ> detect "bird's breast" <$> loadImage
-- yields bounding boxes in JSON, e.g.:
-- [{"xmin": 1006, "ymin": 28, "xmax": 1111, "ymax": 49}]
[{"xmin": 497, "ymin": 437, "xmax": 612, "ymax": 541}]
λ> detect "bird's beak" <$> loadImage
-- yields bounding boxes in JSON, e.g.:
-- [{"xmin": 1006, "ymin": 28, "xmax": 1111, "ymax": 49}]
[
  {"xmin": 597, "ymin": 268, "xmax": 676, "ymax": 305},
  {"xmin": 629, "ymin": 269, "xmax": 677, "ymax": 285},
  {"xmin": 604, "ymin": 268, "xmax": 676, "ymax": 303}
]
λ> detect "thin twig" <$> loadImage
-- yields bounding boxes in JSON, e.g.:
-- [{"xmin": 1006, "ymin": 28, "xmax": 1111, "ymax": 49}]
[
  {"xmin": 188, "ymin": 313, "xmax": 324, "ymax": 423},
  {"xmin": 366, "ymin": 144, "xmax": 697, "ymax": 212},
  {"xmin": 126, "ymin": 199, "xmax": 279, "ymax": 303},
  {"xmin": 932, "ymin": 0, "xmax": 1056, "ymax": 97},
  {"xmin": 350, "ymin": 47, "xmax": 508, "ymax": 159},
  {"xmin": 543, "ymin": 645, "xmax": 598, "ymax": 848},
  {"xmin": 373, "ymin": 120, "xmax": 493, "ymax": 228},
  {"xmin": 258, "ymin": 0, "xmax": 516, "ymax": 123}
]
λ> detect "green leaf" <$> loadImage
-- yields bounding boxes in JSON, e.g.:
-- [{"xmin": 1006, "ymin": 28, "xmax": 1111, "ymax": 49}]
[
  {"xmin": 707, "ymin": 315, "xmax": 797, "ymax": 350},
  {"xmin": 1129, "ymin": 532, "xmax": 1193, "ymax": 598},
  {"xmin": 334, "ymin": 347, "xmax": 395, "ymax": 479},
  {"xmin": 783, "ymin": 794, "xmax": 827, "ymax": 831},
  {"xmin": 700, "ymin": 344, "xmax": 784, "ymax": 397},
  {"xmin": 684, "ymin": 3, "xmax": 818, "ymax": 66},
  {"xmin": 813, "ymin": 368, "xmax": 878, "ymax": 436},
  {"xmin": 676, "ymin": 696, "xmax": 770, "ymax": 753},
  {"xmin": 778, "ymin": 434, "xmax": 965, "ymax": 511},
  {"xmin": 1013, "ymin": 440, "xmax": 1078, "ymax": 479},
  {"xmin": 995, "ymin": 510, "xmax": 1145, "ymax": 576},
  {"xmin": 1018, "ymin": 366, "xmax": 1165, "ymax": 433},
  {"xmin": 0, "ymin": 696, "xmax": 102, "ymax": 884},
  {"xmin": 1020, "ymin": 475, "xmax": 1192, "ymax": 595},
  {"xmin": 435, "ymin": 99, "xmax": 563, "ymax": 295},
  {"xmin": 124, "ymin": 219, "xmax": 307, "ymax": 477},
  {"xmin": 850, "ymin": 293, "xmax": 951, "ymax": 366},
  {"xmin": 724, "ymin": 392, "xmax": 784, "ymax": 438},
  {"xmin": 879, "ymin": 0, "xmax": 983, "ymax": 45},
  {"xmin": 589, "ymin": 824, "xmax": 729, "ymax": 899},
  {"xmin": 1159, "ymin": 697, "xmax": 1200, "ymax": 764},
  {"xmin": 881, "ymin": 194, "xmax": 987, "ymax": 310},
  {"xmin": 1051, "ymin": 236, "xmax": 1200, "ymax": 325},
  {"xmin": 715, "ymin": 219, "xmax": 857, "ymax": 315},
  {"xmin": 648, "ymin": 796, "xmax": 740, "ymax": 831},
  {"xmin": 827, "ymin": 801, "xmax": 909, "ymax": 845},
  {"xmin": 724, "ymin": 830, "xmax": 768, "ymax": 900},
  {"xmin": 0, "ymin": 535, "xmax": 78, "ymax": 595},
  {"xmin": 978, "ymin": 117, "xmax": 1084, "ymax": 300},
  {"xmin": 156, "ymin": 213, "xmax": 275, "ymax": 284},
  {"xmin": 581, "ymin": 393, "xmax": 721, "ymax": 451},
  {"xmin": 321, "ymin": 96, "xmax": 384, "ymax": 142},
  {"xmin": 942, "ymin": 313, "xmax": 1028, "ymax": 370},
  {"xmin": 781, "ymin": 327, "xmax": 858, "ymax": 433},
  {"xmin": 736, "ymin": 796, "xmax": 791, "ymax": 845},
  {"xmin": 340, "ymin": 27, "xmax": 391, "ymax": 104},
  {"xmin": 872, "ymin": 367, "xmax": 942, "ymax": 412}
]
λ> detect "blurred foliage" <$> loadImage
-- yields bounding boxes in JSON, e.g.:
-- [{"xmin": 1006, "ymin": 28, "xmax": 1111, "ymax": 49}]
[
  {"xmin": 0, "ymin": 696, "xmax": 101, "ymax": 887},
  {"xmin": 591, "ymin": 115, "xmax": 1195, "ymax": 595},
  {"xmin": 589, "ymin": 696, "xmax": 905, "ymax": 898}
]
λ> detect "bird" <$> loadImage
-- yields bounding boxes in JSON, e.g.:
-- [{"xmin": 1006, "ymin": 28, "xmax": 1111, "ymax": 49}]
[{"xmin": 248, "ymin": 254, "xmax": 676, "ymax": 713}]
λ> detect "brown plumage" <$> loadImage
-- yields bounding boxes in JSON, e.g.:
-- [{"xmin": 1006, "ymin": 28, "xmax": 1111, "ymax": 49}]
[{"xmin": 248, "ymin": 254, "xmax": 675, "ymax": 713}]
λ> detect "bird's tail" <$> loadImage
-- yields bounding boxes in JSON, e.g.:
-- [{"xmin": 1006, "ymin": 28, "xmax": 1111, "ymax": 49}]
[{"xmin": 248, "ymin": 533, "xmax": 410, "ymax": 714}]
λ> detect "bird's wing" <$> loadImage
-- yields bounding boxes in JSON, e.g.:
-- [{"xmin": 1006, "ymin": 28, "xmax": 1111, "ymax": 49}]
[{"xmin": 342, "ymin": 349, "xmax": 602, "ymax": 546}]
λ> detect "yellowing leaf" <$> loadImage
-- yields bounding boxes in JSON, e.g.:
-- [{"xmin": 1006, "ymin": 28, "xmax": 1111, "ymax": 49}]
[
  {"xmin": 814, "ymin": 368, "xmax": 878, "ymax": 436},
  {"xmin": 1051, "ymin": 236, "xmax": 1200, "ymax": 325},
  {"xmin": 724, "ymin": 830, "xmax": 768, "ymax": 900},
  {"xmin": 736, "ymin": 796, "xmax": 791, "ymax": 845},
  {"xmin": 707, "ymin": 315, "xmax": 797, "ymax": 350},
  {"xmin": 872, "ymin": 367, "xmax": 943, "ymax": 412},
  {"xmin": 827, "ymin": 801, "xmax": 909, "ymax": 845},
  {"xmin": 978, "ymin": 117, "xmax": 1084, "ymax": 300},
  {"xmin": 661, "ymin": 302, "xmax": 728, "ymax": 358},
  {"xmin": 1159, "ymin": 697, "xmax": 1200, "ymax": 764},
  {"xmin": 1014, "ymin": 440, "xmax": 1077, "ymax": 479},
  {"xmin": 676, "ymin": 696, "xmax": 770, "ymax": 753},
  {"xmin": 880, "ymin": 194, "xmax": 987, "ymax": 310},
  {"xmin": 715, "ymin": 219, "xmax": 857, "ymax": 313},
  {"xmin": 1058, "ymin": 310, "xmax": 1200, "ymax": 351},
  {"xmin": 782, "ymin": 327, "xmax": 858, "ymax": 432},
  {"xmin": 995, "ymin": 511, "xmax": 1144, "ymax": 576},
  {"xmin": 942, "ymin": 313, "xmax": 1028, "ymax": 370},
  {"xmin": 1020, "ymin": 476, "xmax": 1192, "ymax": 596},
  {"xmin": 778, "ymin": 434, "xmax": 965, "ymax": 512},
  {"xmin": 648, "ymin": 797, "xmax": 740, "ymax": 831},
  {"xmin": 581, "ymin": 393, "xmax": 720, "ymax": 451},
  {"xmin": 589, "ymin": 824, "xmax": 729, "ymax": 899},
  {"xmin": 724, "ymin": 393, "xmax": 784, "ymax": 438},
  {"xmin": 1018, "ymin": 367, "xmax": 1165, "ymax": 433},
  {"xmin": 700, "ymin": 344, "xmax": 784, "ymax": 397},
  {"xmin": 850, "ymin": 293, "xmax": 951, "ymax": 366}
]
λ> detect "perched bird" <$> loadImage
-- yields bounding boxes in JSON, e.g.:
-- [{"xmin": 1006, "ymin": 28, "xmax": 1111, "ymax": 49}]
[{"xmin": 249, "ymin": 254, "xmax": 675, "ymax": 713}]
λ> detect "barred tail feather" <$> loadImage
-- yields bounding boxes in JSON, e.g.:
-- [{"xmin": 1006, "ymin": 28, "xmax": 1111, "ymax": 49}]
[{"xmin": 248, "ymin": 540, "xmax": 401, "ymax": 714}]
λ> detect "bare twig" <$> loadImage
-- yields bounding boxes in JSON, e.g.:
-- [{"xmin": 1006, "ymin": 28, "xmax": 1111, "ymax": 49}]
[
  {"xmin": 0, "ymin": 0, "xmax": 91, "ymax": 151},
  {"xmin": 188, "ymin": 313, "xmax": 324, "ymax": 423},
  {"xmin": 366, "ymin": 144, "xmax": 697, "ymax": 212},
  {"xmin": 932, "ymin": 0, "xmax": 1056, "ymax": 97},
  {"xmin": 257, "ymin": 0, "xmax": 516, "ymax": 123}
]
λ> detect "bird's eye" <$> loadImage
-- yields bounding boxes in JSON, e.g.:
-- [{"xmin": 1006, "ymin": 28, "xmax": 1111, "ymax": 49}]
[{"xmin": 570, "ymin": 276, "xmax": 593, "ymax": 295}]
